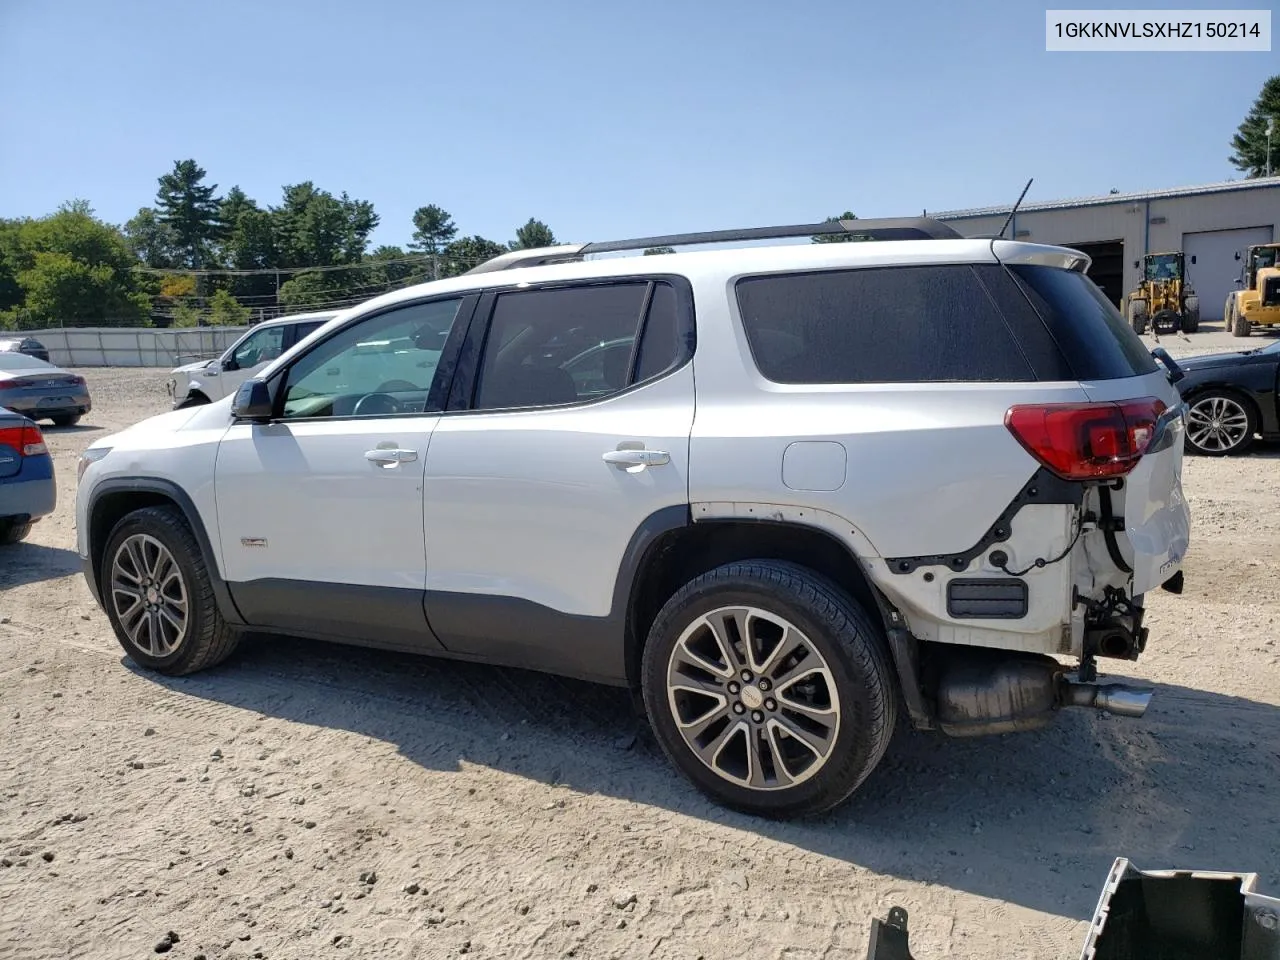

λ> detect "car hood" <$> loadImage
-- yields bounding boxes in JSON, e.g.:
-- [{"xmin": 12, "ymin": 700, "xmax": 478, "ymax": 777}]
[
  {"xmin": 1174, "ymin": 349, "xmax": 1273, "ymax": 371},
  {"xmin": 171, "ymin": 360, "xmax": 215, "ymax": 376}
]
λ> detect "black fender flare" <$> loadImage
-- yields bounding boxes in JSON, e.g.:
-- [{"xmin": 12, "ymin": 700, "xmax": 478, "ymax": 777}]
[{"xmin": 85, "ymin": 477, "xmax": 246, "ymax": 625}]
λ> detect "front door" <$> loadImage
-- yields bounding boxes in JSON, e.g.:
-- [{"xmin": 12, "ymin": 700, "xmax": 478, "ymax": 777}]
[
  {"xmin": 421, "ymin": 278, "xmax": 697, "ymax": 682},
  {"xmin": 212, "ymin": 295, "xmax": 475, "ymax": 650}
]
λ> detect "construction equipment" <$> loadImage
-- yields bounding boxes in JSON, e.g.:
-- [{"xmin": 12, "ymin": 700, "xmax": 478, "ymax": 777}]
[
  {"xmin": 1121, "ymin": 252, "xmax": 1200, "ymax": 336},
  {"xmin": 1224, "ymin": 242, "xmax": 1280, "ymax": 337}
]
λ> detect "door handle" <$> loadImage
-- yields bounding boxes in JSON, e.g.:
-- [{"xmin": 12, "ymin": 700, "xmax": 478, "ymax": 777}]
[
  {"xmin": 602, "ymin": 448, "xmax": 670, "ymax": 467},
  {"xmin": 365, "ymin": 448, "xmax": 418, "ymax": 465}
]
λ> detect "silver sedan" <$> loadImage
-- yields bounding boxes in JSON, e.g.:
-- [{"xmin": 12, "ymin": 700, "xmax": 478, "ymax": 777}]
[{"xmin": 0, "ymin": 353, "xmax": 92, "ymax": 426}]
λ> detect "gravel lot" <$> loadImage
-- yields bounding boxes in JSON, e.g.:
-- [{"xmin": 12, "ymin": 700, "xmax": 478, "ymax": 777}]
[{"xmin": 2, "ymin": 325, "xmax": 1278, "ymax": 960}]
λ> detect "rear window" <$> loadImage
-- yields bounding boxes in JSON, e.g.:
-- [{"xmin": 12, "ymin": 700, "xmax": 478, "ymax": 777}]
[
  {"xmin": 734, "ymin": 264, "xmax": 1038, "ymax": 384},
  {"xmin": 1004, "ymin": 264, "xmax": 1159, "ymax": 380}
]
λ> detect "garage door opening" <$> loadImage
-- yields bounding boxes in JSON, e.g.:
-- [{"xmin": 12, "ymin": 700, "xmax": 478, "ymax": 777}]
[
  {"xmin": 1184, "ymin": 226, "xmax": 1275, "ymax": 323},
  {"xmin": 1067, "ymin": 240, "xmax": 1125, "ymax": 307}
]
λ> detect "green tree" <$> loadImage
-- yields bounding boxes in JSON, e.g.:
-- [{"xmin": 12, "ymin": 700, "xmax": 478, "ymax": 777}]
[
  {"xmin": 365, "ymin": 245, "xmax": 422, "ymax": 286},
  {"xmin": 510, "ymin": 218, "xmax": 557, "ymax": 250},
  {"xmin": 409, "ymin": 204, "xmax": 458, "ymax": 257},
  {"xmin": 1229, "ymin": 74, "xmax": 1280, "ymax": 177},
  {"xmin": 277, "ymin": 271, "xmax": 331, "ymax": 308},
  {"xmin": 0, "ymin": 201, "xmax": 150, "ymax": 328},
  {"xmin": 171, "ymin": 299, "xmax": 204, "ymax": 328},
  {"xmin": 123, "ymin": 207, "xmax": 179, "ymax": 268},
  {"xmin": 208, "ymin": 288, "xmax": 250, "ymax": 326},
  {"xmin": 643, "ymin": 245, "xmax": 676, "ymax": 255},
  {"xmin": 0, "ymin": 219, "xmax": 24, "ymax": 316},
  {"xmin": 272, "ymin": 182, "xmax": 378, "ymax": 268},
  {"xmin": 811, "ymin": 211, "xmax": 859, "ymax": 243},
  {"xmin": 155, "ymin": 159, "xmax": 224, "ymax": 267},
  {"xmin": 439, "ymin": 236, "xmax": 507, "ymax": 278}
]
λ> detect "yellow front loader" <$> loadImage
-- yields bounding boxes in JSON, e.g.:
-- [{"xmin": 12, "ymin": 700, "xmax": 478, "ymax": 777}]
[
  {"xmin": 1121, "ymin": 252, "xmax": 1199, "ymax": 336},
  {"xmin": 1224, "ymin": 242, "xmax": 1280, "ymax": 337}
]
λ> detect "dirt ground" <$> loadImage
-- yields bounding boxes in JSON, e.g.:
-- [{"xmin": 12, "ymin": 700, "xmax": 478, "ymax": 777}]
[{"xmin": 2, "ymin": 324, "xmax": 1278, "ymax": 960}]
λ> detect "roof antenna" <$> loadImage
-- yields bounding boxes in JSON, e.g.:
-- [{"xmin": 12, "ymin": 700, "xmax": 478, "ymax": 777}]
[{"xmin": 998, "ymin": 178, "xmax": 1034, "ymax": 239}]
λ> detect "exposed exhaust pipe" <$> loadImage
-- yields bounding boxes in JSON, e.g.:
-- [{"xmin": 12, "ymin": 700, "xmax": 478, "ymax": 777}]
[{"xmin": 1060, "ymin": 680, "xmax": 1153, "ymax": 718}]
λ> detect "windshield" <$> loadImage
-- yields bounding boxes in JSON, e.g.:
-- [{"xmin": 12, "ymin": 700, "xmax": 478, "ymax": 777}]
[
  {"xmin": 1144, "ymin": 253, "xmax": 1182, "ymax": 281},
  {"xmin": 1252, "ymin": 247, "xmax": 1279, "ymax": 271}
]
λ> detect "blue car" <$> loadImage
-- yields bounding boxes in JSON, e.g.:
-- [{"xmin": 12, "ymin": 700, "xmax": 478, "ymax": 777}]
[{"xmin": 0, "ymin": 406, "xmax": 55, "ymax": 545}]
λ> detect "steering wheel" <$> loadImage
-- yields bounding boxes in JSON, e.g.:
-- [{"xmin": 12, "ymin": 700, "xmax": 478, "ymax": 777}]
[
  {"xmin": 375, "ymin": 380, "xmax": 420, "ymax": 393},
  {"xmin": 353, "ymin": 392, "xmax": 402, "ymax": 416}
]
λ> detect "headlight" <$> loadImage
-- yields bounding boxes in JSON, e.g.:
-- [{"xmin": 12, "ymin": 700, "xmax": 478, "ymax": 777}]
[{"xmin": 77, "ymin": 447, "xmax": 112, "ymax": 483}]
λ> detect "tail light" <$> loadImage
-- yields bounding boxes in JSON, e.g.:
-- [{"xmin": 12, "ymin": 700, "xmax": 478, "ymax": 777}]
[
  {"xmin": 1005, "ymin": 397, "xmax": 1165, "ymax": 480},
  {"xmin": 0, "ymin": 379, "xmax": 18, "ymax": 390},
  {"xmin": 0, "ymin": 421, "xmax": 48, "ymax": 457}
]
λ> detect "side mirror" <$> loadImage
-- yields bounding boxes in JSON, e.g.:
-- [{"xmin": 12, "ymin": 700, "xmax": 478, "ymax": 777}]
[
  {"xmin": 1150, "ymin": 347, "xmax": 1184, "ymax": 385},
  {"xmin": 1133, "ymin": 259, "xmax": 1140, "ymax": 269},
  {"xmin": 222, "ymin": 357, "xmax": 239, "ymax": 372},
  {"xmin": 1235, "ymin": 251, "xmax": 1242, "ymax": 261},
  {"xmin": 231, "ymin": 378, "xmax": 273, "ymax": 422},
  {"xmin": 1190, "ymin": 255, "xmax": 1196, "ymax": 265}
]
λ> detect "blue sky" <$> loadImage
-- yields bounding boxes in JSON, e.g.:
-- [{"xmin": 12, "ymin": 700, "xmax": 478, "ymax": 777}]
[{"xmin": 0, "ymin": 0, "xmax": 1274, "ymax": 250}]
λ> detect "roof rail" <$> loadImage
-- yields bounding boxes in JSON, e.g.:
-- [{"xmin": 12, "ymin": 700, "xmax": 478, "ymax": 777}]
[{"xmin": 463, "ymin": 217, "xmax": 964, "ymax": 275}]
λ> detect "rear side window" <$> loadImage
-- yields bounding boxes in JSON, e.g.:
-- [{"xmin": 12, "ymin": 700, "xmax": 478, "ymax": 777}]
[
  {"xmin": 1005, "ymin": 265, "xmax": 1159, "ymax": 380},
  {"xmin": 735, "ymin": 265, "xmax": 1037, "ymax": 384}
]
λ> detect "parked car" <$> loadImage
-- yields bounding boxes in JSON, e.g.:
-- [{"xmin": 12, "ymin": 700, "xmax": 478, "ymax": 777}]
[
  {"xmin": 0, "ymin": 407, "xmax": 54, "ymax": 545},
  {"xmin": 0, "ymin": 336, "xmax": 51, "ymax": 362},
  {"xmin": 76, "ymin": 217, "xmax": 1190, "ymax": 818},
  {"xmin": 0, "ymin": 352, "xmax": 92, "ymax": 426},
  {"xmin": 167, "ymin": 311, "xmax": 338, "ymax": 408},
  {"xmin": 1175, "ymin": 337, "xmax": 1280, "ymax": 456}
]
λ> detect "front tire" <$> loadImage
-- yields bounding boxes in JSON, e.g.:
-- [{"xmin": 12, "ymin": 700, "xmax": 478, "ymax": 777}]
[
  {"xmin": 641, "ymin": 561, "xmax": 897, "ymax": 819},
  {"xmin": 101, "ymin": 505, "xmax": 242, "ymax": 675},
  {"xmin": 1231, "ymin": 302, "xmax": 1251, "ymax": 338},
  {"xmin": 1184, "ymin": 391, "xmax": 1257, "ymax": 456}
]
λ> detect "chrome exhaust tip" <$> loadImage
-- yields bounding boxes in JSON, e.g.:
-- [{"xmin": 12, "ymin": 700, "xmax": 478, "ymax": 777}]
[{"xmin": 1060, "ymin": 680, "xmax": 1153, "ymax": 718}]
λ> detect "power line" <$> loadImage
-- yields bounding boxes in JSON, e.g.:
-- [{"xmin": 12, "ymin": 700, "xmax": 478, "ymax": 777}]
[{"xmin": 131, "ymin": 251, "xmax": 447, "ymax": 277}]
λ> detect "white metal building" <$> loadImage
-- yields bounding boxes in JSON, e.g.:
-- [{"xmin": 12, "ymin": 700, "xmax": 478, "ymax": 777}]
[{"xmin": 929, "ymin": 177, "xmax": 1280, "ymax": 321}]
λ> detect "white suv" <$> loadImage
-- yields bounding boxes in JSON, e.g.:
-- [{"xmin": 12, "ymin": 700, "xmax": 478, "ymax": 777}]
[
  {"xmin": 166, "ymin": 311, "xmax": 337, "ymax": 408},
  {"xmin": 76, "ymin": 219, "xmax": 1191, "ymax": 818}
]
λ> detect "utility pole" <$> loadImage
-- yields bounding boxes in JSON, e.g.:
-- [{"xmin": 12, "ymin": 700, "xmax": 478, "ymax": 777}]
[{"xmin": 1268, "ymin": 116, "xmax": 1275, "ymax": 178}]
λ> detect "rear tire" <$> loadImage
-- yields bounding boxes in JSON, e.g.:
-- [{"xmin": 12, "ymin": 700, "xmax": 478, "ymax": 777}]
[
  {"xmin": 101, "ymin": 505, "xmax": 242, "ymax": 675},
  {"xmin": 51, "ymin": 414, "xmax": 81, "ymax": 427},
  {"xmin": 0, "ymin": 519, "xmax": 33, "ymax": 545},
  {"xmin": 1127, "ymin": 300, "xmax": 1148, "ymax": 335},
  {"xmin": 640, "ymin": 560, "xmax": 898, "ymax": 819}
]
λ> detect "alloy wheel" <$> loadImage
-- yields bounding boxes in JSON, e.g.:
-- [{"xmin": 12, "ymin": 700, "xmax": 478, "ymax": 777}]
[
  {"xmin": 1187, "ymin": 395, "xmax": 1250, "ymax": 453},
  {"xmin": 665, "ymin": 605, "xmax": 841, "ymax": 791},
  {"xmin": 110, "ymin": 534, "xmax": 189, "ymax": 657}
]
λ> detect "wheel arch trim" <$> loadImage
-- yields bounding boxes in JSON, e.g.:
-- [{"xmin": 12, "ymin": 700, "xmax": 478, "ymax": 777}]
[{"xmin": 85, "ymin": 477, "xmax": 246, "ymax": 625}]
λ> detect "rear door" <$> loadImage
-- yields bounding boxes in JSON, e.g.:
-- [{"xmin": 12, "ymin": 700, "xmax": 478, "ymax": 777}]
[{"xmin": 420, "ymin": 277, "xmax": 696, "ymax": 682}]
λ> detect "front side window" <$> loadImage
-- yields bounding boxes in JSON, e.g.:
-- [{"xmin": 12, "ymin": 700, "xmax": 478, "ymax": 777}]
[
  {"xmin": 471, "ymin": 280, "xmax": 684, "ymax": 411},
  {"xmin": 230, "ymin": 326, "xmax": 285, "ymax": 369},
  {"xmin": 279, "ymin": 298, "xmax": 464, "ymax": 419}
]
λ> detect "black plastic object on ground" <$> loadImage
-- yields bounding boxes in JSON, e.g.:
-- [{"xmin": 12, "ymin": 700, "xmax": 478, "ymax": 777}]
[{"xmin": 866, "ymin": 858, "xmax": 1280, "ymax": 960}]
